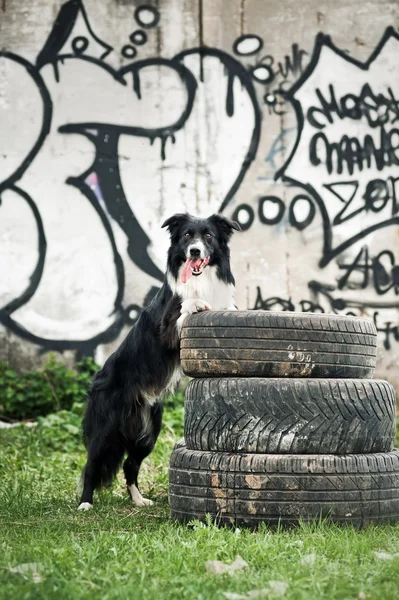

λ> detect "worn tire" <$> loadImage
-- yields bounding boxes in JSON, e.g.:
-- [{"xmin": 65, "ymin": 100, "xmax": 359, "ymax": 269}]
[
  {"xmin": 184, "ymin": 378, "xmax": 396, "ymax": 454},
  {"xmin": 169, "ymin": 443, "xmax": 399, "ymax": 527},
  {"xmin": 180, "ymin": 311, "xmax": 377, "ymax": 378}
]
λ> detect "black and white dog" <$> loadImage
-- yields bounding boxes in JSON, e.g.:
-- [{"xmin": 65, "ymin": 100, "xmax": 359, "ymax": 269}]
[{"xmin": 78, "ymin": 213, "xmax": 240, "ymax": 510}]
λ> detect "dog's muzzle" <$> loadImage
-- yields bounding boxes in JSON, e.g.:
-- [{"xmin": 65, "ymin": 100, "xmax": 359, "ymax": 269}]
[{"xmin": 181, "ymin": 256, "xmax": 211, "ymax": 283}]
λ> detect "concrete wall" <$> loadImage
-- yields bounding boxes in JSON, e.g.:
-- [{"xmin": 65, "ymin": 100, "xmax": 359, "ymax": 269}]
[{"xmin": 1, "ymin": 0, "xmax": 399, "ymax": 388}]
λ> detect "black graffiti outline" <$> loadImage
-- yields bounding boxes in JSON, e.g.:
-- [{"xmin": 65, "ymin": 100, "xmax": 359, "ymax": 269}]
[
  {"xmin": 323, "ymin": 181, "xmax": 360, "ymax": 225},
  {"xmin": 174, "ymin": 47, "xmax": 261, "ymax": 213},
  {"xmin": 0, "ymin": 4, "xmax": 126, "ymax": 350},
  {"xmin": 0, "ymin": 186, "xmax": 47, "ymax": 314},
  {"xmin": 233, "ymin": 190, "xmax": 316, "ymax": 232},
  {"xmin": 232, "ymin": 203, "xmax": 255, "ymax": 231},
  {"xmin": 71, "ymin": 36, "xmax": 89, "ymax": 55},
  {"xmin": 252, "ymin": 287, "xmax": 325, "ymax": 313},
  {"xmin": 0, "ymin": 54, "xmax": 55, "ymax": 347},
  {"xmin": 258, "ymin": 196, "xmax": 285, "ymax": 225},
  {"xmin": 57, "ymin": 54, "xmax": 198, "ymax": 282},
  {"xmin": 134, "ymin": 5, "xmax": 160, "ymax": 29},
  {"xmin": 130, "ymin": 30, "xmax": 147, "ymax": 46},
  {"xmin": 36, "ymin": 0, "xmax": 112, "ymax": 71},
  {"xmin": 15, "ymin": 9, "xmax": 261, "ymax": 290},
  {"xmin": 337, "ymin": 245, "xmax": 399, "ymax": 296},
  {"xmin": 0, "ymin": 181, "xmax": 126, "ymax": 354},
  {"xmin": 263, "ymin": 81, "xmax": 292, "ymax": 116},
  {"xmin": 373, "ymin": 311, "xmax": 399, "ymax": 351},
  {"xmin": 0, "ymin": 52, "xmax": 52, "ymax": 193},
  {"xmin": 309, "ymin": 126, "xmax": 399, "ymax": 176},
  {"xmin": 0, "ymin": 299, "xmax": 125, "ymax": 356},
  {"xmin": 69, "ymin": 127, "xmax": 166, "ymax": 282},
  {"xmin": 233, "ymin": 34, "xmax": 263, "ymax": 57},
  {"xmin": 68, "ymin": 175, "xmax": 125, "ymax": 313},
  {"xmin": 253, "ymin": 288, "xmax": 295, "ymax": 311},
  {"xmin": 275, "ymin": 26, "xmax": 399, "ymax": 268},
  {"xmin": 250, "ymin": 64, "xmax": 273, "ymax": 84},
  {"xmin": 307, "ymin": 82, "xmax": 399, "ymax": 131},
  {"xmin": 251, "ymin": 44, "xmax": 308, "ymax": 87},
  {"xmin": 308, "ymin": 279, "xmax": 399, "ymax": 313},
  {"xmin": 288, "ymin": 194, "xmax": 316, "ymax": 230},
  {"xmin": 372, "ymin": 250, "xmax": 399, "ymax": 295},
  {"xmin": 121, "ymin": 45, "xmax": 137, "ymax": 59},
  {"xmin": 59, "ymin": 55, "xmax": 196, "ymax": 143},
  {"xmin": 2, "ymin": 4, "xmax": 262, "ymax": 352}
]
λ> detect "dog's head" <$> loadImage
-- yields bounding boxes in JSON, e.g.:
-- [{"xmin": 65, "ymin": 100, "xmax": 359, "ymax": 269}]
[{"xmin": 162, "ymin": 213, "xmax": 240, "ymax": 283}]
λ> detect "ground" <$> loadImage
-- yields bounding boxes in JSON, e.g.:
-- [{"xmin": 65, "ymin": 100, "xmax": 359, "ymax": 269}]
[{"xmin": 1, "ymin": 395, "xmax": 399, "ymax": 600}]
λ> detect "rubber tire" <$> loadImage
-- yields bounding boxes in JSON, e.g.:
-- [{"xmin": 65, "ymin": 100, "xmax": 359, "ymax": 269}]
[
  {"xmin": 184, "ymin": 378, "xmax": 396, "ymax": 454},
  {"xmin": 169, "ymin": 443, "xmax": 399, "ymax": 528},
  {"xmin": 180, "ymin": 311, "xmax": 377, "ymax": 378}
]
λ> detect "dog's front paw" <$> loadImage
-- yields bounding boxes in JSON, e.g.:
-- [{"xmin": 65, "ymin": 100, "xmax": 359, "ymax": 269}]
[
  {"xmin": 177, "ymin": 299, "xmax": 211, "ymax": 335},
  {"xmin": 181, "ymin": 299, "xmax": 212, "ymax": 314},
  {"xmin": 78, "ymin": 502, "xmax": 93, "ymax": 511}
]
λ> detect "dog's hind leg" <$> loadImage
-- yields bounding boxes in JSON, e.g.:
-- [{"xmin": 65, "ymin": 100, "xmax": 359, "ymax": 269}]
[
  {"xmin": 78, "ymin": 436, "xmax": 124, "ymax": 510},
  {"xmin": 123, "ymin": 453, "xmax": 153, "ymax": 506},
  {"xmin": 124, "ymin": 402, "xmax": 163, "ymax": 507},
  {"xmin": 78, "ymin": 457, "xmax": 99, "ymax": 510}
]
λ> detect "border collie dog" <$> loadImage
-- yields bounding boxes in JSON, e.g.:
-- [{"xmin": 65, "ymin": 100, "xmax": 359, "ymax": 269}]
[{"xmin": 78, "ymin": 213, "xmax": 240, "ymax": 510}]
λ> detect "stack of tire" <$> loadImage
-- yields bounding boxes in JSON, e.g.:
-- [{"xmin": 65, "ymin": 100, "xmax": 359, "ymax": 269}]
[{"xmin": 169, "ymin": 311, "xmax": 399, "ymax": 527}]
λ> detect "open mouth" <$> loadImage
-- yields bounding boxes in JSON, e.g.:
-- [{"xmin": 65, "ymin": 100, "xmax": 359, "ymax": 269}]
[{"xmin": 181, "ymin": 256, "xmax": 210, "ymax": 283}]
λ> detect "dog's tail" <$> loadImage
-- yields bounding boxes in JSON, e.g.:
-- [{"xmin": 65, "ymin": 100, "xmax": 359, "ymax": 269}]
[
  {"xmin": 80, "ymin": 445, "xmax": 124, "ymax": 490},
  {"xmin": 81, "ymin": 367, "xmax": 125, "ymax": 489}
]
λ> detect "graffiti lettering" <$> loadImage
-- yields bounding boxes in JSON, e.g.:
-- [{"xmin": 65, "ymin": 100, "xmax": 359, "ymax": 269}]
[
  {"xmin": 338, "ymin": 246, "xmax": 399, "ymax": 295},
  {"xmin": 250, "ymin": 44, "xmax": 307, "ymax": 86},
  {"xmin": 310, "ymin": 127, "xmax": 399, "ymax": 175},
  {"xmin": 232, "ymin": 204, "xmax": 255, "ymax": 231},
  {"xmin": 373, "ymin": 311, "xmax": 399, "ymax": 351},
  {"xmin": 288, "ymin": 195, "xmax": 316, "ymax": 230},
  {"xmin": 323, "ymin": 175, "xmax": 399, "ymax": 227},
  {"xmin": 258, "ymin": 196, "xmax": 285, "ymax": 225},
  {"xmin": 244, "ymin": 44, "xmax": 308, "ymax": 116},
  {"xmin": 278, "ymin": 27, "xmax": 399, "ymax": 272},
  {"xmin": 307, "ymin": 83, "xmax": 399, "ymax": 130},
  {"xmin": 253, "ymin": 287, "xmax": 324, "ymax": 313},
  {"xmin": 234, "ymin": 193, "xmax": 316, "ymax": 231}
]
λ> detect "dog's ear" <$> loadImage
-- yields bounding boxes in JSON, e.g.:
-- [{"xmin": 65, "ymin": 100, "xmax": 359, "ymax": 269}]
[
  {"xmin": 161, "ymin": 213, "xmax": 188, "ymax": 236},
  {"xmin": 209, "ymin": 214, "xmax": 241, "ymax": 239}
]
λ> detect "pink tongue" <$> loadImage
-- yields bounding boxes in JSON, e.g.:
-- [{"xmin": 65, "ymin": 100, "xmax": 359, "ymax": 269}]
[{"xmin": 181, "ymin": 258, "xmax": 202, "ymax": 283}]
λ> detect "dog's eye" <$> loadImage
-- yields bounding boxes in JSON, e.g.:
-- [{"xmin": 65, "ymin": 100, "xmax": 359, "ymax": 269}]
[
  {"xmin": 204, "ymin": 233, "xmax": 213, "ymax": 238},
  {"xmin": 184, "ymin": 233, "xmax": 191, "ymax": 238}
]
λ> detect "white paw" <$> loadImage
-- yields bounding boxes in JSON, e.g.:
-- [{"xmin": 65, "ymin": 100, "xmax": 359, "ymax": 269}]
[
  {"xmin": 181, "ymin": 299, "xmax": 212, "ymax": 314},
  {"xmin": 177, "ymin": 299, "xmax": 212, "ymax": 335},
  {"xmin": 129, "ymin": 484, "xmax": 153, "ymax": 507},
  {"xmin": 134, "ymin": 496, "xmax": 154, "ymax": 507},
  {"xmin": 78, "ymin": 502, "xmax": 92, "ymax": 511}
]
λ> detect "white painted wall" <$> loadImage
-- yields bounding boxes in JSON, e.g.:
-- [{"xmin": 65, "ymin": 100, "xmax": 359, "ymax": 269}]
[{"xmin": 1, "ymin": 0, "xmax": 399, "ymax": 391}]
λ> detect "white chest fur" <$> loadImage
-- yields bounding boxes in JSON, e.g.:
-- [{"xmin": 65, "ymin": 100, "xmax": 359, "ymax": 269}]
[{"xmin": 168, "ymin": 266, "xmax": 236, "ymax": 310}]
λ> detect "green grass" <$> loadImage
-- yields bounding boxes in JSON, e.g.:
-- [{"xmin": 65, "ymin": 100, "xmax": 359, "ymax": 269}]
[{"xmin": 1, "ymin": 399, "xmax": 399, "ymax": 600}]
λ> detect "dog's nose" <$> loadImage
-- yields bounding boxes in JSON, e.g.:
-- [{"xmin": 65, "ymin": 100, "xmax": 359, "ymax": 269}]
[{"xmin": 190, "ymin": 247, "xmax": 201, "ymax": 258}]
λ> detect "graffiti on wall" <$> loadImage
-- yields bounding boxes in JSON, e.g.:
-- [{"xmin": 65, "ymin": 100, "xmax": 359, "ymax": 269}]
[
  {"xmin": 0, "ymin": 0, "xmax": 261, "ymax": 354},
  {"xmin": 1, "ymin": 0, "xmax": 399, "ymax": 357},
  {"xmin": 246, "ymin": 27, "xmax": 399, "ymax": 350},
  {"xmin": 277, "ymin": 28, "xmax": 399, "ymax": 267}
]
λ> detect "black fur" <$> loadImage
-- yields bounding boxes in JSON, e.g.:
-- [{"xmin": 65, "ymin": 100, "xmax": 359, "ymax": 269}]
[{"xmin": 79, "ymin": 213, "xmax": 239, "ymax": 507}]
